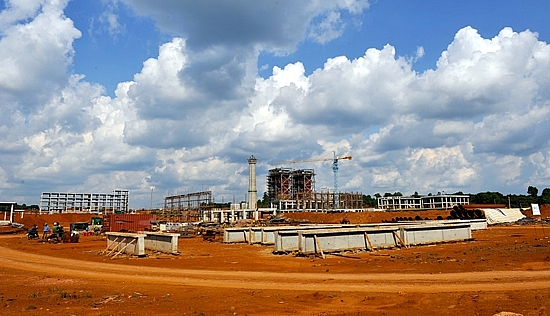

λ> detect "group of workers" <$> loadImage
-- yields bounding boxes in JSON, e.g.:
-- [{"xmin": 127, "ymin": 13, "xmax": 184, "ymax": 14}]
[{"xmin": 32, "ymin": 222, "xmax": 64, "ymax": 240}]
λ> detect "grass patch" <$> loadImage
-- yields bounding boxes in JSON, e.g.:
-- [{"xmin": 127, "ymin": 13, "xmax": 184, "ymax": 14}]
[{"xmin": 47, "ymin": 287, "xmax": 87, "ymax": 300}]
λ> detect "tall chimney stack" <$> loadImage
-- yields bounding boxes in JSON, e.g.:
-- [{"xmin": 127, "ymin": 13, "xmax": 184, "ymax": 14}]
[{"xmin": 248, "ymin": 155, "xmax": 257, "ymax": 210}]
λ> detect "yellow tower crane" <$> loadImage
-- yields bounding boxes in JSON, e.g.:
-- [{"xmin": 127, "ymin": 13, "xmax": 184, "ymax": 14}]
[{"xmin": 271, "ymin": 152, "xmax": 352, "ymax": 208}]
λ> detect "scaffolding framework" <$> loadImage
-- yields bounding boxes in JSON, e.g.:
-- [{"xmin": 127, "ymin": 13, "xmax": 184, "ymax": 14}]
[
  {"xmin": 162, "ymin": 191, "xmax": 213, "ymax": 222},
  {"xmin": 267, "ymin": 167, "xmax": 362, "ymax": 211},
  {"xmin": 39, "ymin": 190, "xmax": 129, "ymax": 214},
  {"xmin": 288, "ymin": 191, "xmax": 363, "ymax": 211},
  {"xmin": 267, "ymin": 168, "xmax": 315, "ymax": 202}
]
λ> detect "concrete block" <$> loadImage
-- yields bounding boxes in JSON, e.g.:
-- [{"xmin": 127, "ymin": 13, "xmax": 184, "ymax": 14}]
[
  {"xmin": 401, "ymin": 222, "xmax": 471, "ymax": 246},
  {"xmin": 143, "ymin": 232, "xmax": 180, "ymax": 254},
  {"xmin": 298, "ymin": 227, "xmax": 399, "ymax": 255},
  {"xmin": 224, "ymin": 228, "xmax": 249, "ymax": 243},
  {"xmin": 106, "ymin": 232, "xmax": 146, "ymax": 256}
]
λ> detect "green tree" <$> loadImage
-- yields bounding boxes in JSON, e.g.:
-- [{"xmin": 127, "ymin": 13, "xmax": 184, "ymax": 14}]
[
  {"xmin": 470, "ymin": 191, "xmax": 506, "ymax": 205},
  {"xmin": 257, "ymin": 192, "xmax": 270, "ymax": 208},
  {"xmin": 528, "ymin": 186, "xmax": 539, "ymax": 197},
  {"xmin": 540, "ymin": 188, "xmax": 550, "ymax": 204},
  {"xmin": 362, "ymin": 195, "xmax": 377, "ymax": 207}
]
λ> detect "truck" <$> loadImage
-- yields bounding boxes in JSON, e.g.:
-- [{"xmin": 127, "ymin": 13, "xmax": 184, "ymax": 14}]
[{"xmin": 69, "ymin": 216, "xmax": 103, "ymax": 235}]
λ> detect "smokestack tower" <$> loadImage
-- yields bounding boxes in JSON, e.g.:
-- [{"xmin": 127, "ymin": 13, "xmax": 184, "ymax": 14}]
[{"xmin": 248, "ymin": 155, "xmax": 257, "ymax": 210}]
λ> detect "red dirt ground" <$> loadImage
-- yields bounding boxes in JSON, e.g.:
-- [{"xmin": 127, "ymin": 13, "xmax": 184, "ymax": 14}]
[{"xmin": 2, "ymin": 206, "xmax": 550, "ymax": 316}]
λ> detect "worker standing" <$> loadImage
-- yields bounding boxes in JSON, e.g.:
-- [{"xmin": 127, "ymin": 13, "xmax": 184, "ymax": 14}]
[{"xmin": 42, "ymin": 223, "xmax": 50, "ymax": 239}]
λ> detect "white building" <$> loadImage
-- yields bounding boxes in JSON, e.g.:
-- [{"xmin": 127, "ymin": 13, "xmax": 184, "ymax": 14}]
[
  {"xmin": 377, "ymin": 194, "xmax": 469, "ymax": 210},
  {"xmin": 39, "ymin": 190, "xmax": 129, "ymax": 214}
]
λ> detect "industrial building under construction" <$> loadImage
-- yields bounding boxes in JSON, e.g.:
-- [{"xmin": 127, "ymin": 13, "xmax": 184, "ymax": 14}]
[
  {"xmin": 267, "ymin": 168, "xmax": 362, "ymax": 211},
  {"xmin": 161, "ymin": 191, "xmax": 214, "ymax": 222}
]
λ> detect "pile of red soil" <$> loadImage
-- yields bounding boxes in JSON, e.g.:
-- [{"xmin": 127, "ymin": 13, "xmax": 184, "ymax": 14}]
[
  {"xmin": 0, "ymin": 212, "xmax": 95, "ymax": 234},
  {"xmin": 283, "ymin": 204, "xmax": 550, "ymax": 224}
]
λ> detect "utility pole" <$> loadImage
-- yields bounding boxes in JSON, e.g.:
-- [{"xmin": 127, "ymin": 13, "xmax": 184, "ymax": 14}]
[{"xmin": 150, "ymin": 186, "xmax": 155, "ymax": 211}]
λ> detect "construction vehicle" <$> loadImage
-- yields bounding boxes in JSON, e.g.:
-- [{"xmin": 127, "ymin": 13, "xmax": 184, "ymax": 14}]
[
  {"xmin": 89, "ymin": 216, "xmax": 103, "ymax": 234},
  {"xmin": 70, "ymin": 222, "xmax": 89, "ymax": 233},
  {"xmin": 68, "ymin": 216, "xmax": 103, "ymax": 236}
]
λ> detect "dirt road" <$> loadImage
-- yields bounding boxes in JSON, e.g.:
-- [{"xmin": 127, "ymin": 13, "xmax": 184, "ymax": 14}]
[
  {"xmin": 2, "ymin": 224, "xmax": 550, "ymax": 315},
  {"xmin": 3, "ymin": 209, "xmax": 550, "ymax": 315},
  {"xmin": 2, "ymin": 243, "xmax": 550, "ymax": 294}
]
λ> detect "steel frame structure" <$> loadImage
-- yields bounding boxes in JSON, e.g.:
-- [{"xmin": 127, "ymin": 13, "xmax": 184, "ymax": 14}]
[
  {"xmin": 39, "ymin": 190, "xmax": 129, "ymax": 214},
  {"xmin": 162, "ymin": 191, "xmax": 213, "ymax": 222}
]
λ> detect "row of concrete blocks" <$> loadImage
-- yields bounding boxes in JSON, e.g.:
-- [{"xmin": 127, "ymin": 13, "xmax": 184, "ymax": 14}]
[
  {"xmin": 224, "ymin": 219, "xmax": 486, "ymax": 255},
  {"xmin": 105, "ymin": 232, "xmax": 180, "ymax": 257}
]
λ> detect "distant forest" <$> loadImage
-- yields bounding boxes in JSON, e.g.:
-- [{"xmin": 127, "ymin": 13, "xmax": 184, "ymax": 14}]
[
  {"xmin": 362, "ymin": 186, "xmax": 550, "ymax": 208},
  {"xmin": 0, "ymin": 203, "xmax": 39, "ymax": 211}
]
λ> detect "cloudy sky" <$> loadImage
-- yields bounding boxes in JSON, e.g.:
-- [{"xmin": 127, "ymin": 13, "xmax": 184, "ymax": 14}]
[{"xmin": 1, "ymin": 0, "xmax": 550, "ymax": 209}]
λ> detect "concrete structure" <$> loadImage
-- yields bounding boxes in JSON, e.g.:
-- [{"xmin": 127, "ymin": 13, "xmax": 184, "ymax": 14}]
[
  {"xmin": 297, "ymin": 227, "xmax": 399, "ymax": 255},
  {"xmin": 39, "ymin": 190, "xmax": 129, "ymax": 214},
  {"xmin": 224, "ymin": 224, "xmax": 346, "ymax": 244},
  {"xmin": 202, "ymin": 206, "xmax": 277, "ymax": 223},
  {"xmin": 399, "ymin": 222, "xmax": 471, "ymax": 246},
  {"xmin": 248, "ymin": 155, "xmax": 258, "ymax": 210},
  {"xmin": 267, "ymin": 168, "xmax": 315, "ymax": 201},
  {"xmin": 409, "ymin": 219, "xmax": 487, "ymax": 231},
  {"xmin": 267, "ymin": 167, "xmax": 361, "ymax": 211},
  {"xmin": 377, "ymin": 194, "xmax": 470, "ymax": 210},
  {"xmin": 159, "ymin": 222, "xmax": 190, "ymax": 232},
  {"xmin": 105, "ymin": 232, "xmax": 146, "ymax": 257},
  {"xmin": 296, "ymin": 222, "xmax": 472, "ymax": 255},
  {"xmin": 0, "ymin": 202, "xmax": 17, "ymax": 223},
  {"xmin": 105, "ymin": 231, "xmax": 180, "ymax": 257},
  {"xmin": 224, "ymin": 220, "xmax": 479, "ymax": 255},
  {"xmin": 142, "ymin": 232, "xmax": 180, "ymax": 254},
  {"xmin": 272, "ymin": 226, "xmax": 403, "ymax": 253}
]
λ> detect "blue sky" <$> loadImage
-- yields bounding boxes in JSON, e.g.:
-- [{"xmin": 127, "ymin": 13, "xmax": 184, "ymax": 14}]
[
  {"xmin": 1, "ymin": 0, "xmax": 550, "ymax": 209},
  {"xmin": 260, "ymin": 1, "xmax": 550, "ymax": 76},
  {"xmin": 62, "ymin": 1, "xmax": 550, "ymax": 94}
]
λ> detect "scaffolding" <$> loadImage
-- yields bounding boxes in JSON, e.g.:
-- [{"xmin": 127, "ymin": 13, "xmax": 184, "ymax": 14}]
[
  {"xmin": 292, "ymin": 169, "xmax": 315, "ymax": 197},
  {"xmin": 267, "ymin": 168, "xmax": 362, "ymax": 211},
  {"xmin": 267, "ymin": 168, "xmax": 292, "ymax": 200},
  {"xmin": 162, "ymin": 191, "xmax": 213, "ymax": 222},
  {"xmin": 292, "ymin": 191, "xmax": 363, "ymax": 211},
  {"xmin": 267, "ymin": 168, "xmax": 315, "ymax": 202}
]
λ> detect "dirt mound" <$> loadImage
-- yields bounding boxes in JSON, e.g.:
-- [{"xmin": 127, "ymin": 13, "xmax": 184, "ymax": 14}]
[
  {"xmin": 283, "ymin": 209, "xmax": 455, "ymax": 224},
  {"xmin": 283, "ymin": 205, "xmax": 550, "ymax": 224},
  {"xmin": 3, "ymin": 212, "xmax": 95, "ymax": 231}
]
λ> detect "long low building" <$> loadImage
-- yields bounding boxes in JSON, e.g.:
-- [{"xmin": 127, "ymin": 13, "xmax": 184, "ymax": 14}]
[{"xmin": 377, "ymin": 194, "xmax": 470, "ymax": 210}]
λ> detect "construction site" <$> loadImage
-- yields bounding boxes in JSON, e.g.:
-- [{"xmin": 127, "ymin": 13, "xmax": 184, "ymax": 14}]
[
  {"xmin": 150, "ymin": 154, "xmax": 363, "ymax": 224},
  {"xmin": 3, "ymin": 155, "xmax": 550, "ymax": 315},
  {"xmin": 1, "ymin": 206, "xmax": 550, "ymax": 315},
  {"xmin": 266, "ymin": 167, "xmax": 363, "ymax": 211}
]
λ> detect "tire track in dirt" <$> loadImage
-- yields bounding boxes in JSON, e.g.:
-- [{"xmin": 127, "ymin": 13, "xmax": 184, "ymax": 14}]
[{"xmin": 2, "ymin": 245, "xmax": 550, "ymax": 293}]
